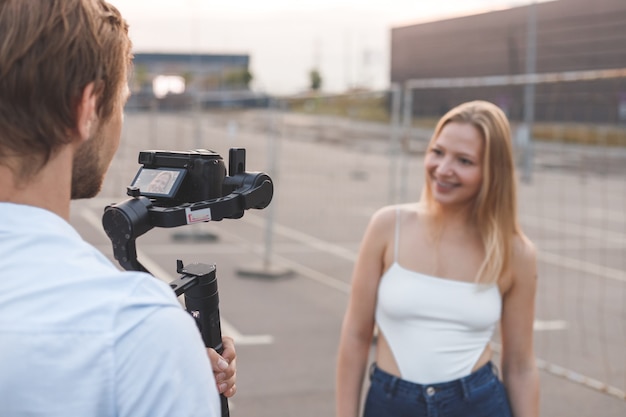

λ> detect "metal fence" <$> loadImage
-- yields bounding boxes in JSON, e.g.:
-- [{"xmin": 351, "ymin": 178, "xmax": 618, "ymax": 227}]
[
  {"xmin": 281, "ymin": 74, "xmax": 626, "ymax": 403},
  {"xmin": 103, "ymin": 78, "xmax": 625, "ymax": 414}
]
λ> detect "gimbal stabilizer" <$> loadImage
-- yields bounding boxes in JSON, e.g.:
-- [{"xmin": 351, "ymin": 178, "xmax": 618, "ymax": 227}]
[{"xmin": 102, "ymin": 148, "xmax": 273, "ymax": 417}]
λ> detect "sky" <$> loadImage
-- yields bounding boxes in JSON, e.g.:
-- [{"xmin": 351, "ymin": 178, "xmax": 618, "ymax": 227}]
[{"xmin": 112, "ymin": 0, "xmax": 541, "ymax": 95}]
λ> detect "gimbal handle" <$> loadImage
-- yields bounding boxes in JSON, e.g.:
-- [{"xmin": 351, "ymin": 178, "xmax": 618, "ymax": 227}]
[
  {"xmin": 173, "ymin": 261, "xmax": 229, "ymax": 417},
  {"xmin": 101, "ymin": 204, "xmax": 231, "ymax": 416}
]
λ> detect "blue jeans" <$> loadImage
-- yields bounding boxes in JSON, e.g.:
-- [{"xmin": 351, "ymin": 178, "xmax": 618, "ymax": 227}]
[{"xmin": 363, "ymin": 362, "xmax": 513, "ymax": 417}]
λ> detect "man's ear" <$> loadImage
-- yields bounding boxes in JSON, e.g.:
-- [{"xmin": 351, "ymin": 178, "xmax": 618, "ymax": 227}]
[{"xmin": 76, "ymin": 82, "xmax": 97, "ymax": 142}]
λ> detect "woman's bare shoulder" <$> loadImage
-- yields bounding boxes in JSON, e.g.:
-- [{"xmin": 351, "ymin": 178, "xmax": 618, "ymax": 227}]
[
  {"xmin": 368, "ymin": 204, "xmax": 395, "ymax": 224},
  {"xmin": 512, "ymin": 233, "xmax": 537, "ymax": 262},
  {"xmin": 510, "ymin": 233, "xmax": 538, "ymax": 283},
  {"xmin": 370, "ymin": 203, "xmax": 425, "ymax": 228}
]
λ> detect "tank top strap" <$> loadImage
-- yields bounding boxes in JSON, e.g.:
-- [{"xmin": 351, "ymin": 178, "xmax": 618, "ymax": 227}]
[{"xmin": 394, "ymin": 207, "xmax": 401, "ymax": 262}]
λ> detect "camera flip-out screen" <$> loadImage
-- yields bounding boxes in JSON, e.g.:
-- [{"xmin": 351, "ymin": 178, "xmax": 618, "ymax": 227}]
[{"xmin": 131, "ymin": 167, "xmax": 186, "ymax": 199}]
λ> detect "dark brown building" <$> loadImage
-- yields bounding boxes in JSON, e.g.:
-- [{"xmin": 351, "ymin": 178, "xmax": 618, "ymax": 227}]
[{"xmin": 390, "ymin": 0, "xmax": 626, "ymax": 123}]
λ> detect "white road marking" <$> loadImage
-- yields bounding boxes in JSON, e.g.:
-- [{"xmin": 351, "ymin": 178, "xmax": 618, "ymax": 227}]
[
  {"xmin": 588, "ymin": 208, "xmax": 626, "ymax": 225},
  {"xmin": 521, "ymin": 214, "xmax": 626, "ymax": 248},
  {"xmin": 533, "ymin": 319, "xmax": 568, "ymax": 331},
  {"xmin": 538, "ymin": 251, "xmax": 626, "ymax": 284},
  {"xmin": 240, "ymin": 214, "xmax": 358, "ymax": 262},
  {"xmin": 80, "ymin": 198, "xmax": 626, "ymax": 285},
  {"xmin": 243, "ymin": 212, "xmax": 626, "ymax": 284},
  {"xmin": 491, "ymin": 342, "xmax": 626, "ymax": 401}
]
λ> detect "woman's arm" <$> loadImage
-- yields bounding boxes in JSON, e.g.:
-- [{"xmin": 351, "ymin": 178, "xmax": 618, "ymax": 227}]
[
  {"xmin": 336, "ymin": 207, "xmax": 394, "ymax": 417},
  {"xmin": 500, "ymin": 237, "xmax": 540, "ymax": 417}
]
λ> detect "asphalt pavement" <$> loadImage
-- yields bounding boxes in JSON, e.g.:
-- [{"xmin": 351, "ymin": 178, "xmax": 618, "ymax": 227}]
[{"xmin": 70, "ymin": 109, "xmax": 626, "ymax": 416}]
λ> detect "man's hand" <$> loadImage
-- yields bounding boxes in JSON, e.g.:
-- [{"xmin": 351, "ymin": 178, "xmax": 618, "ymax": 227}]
[{"xmin": 207, "ymin": 336, "xmax": 237, "ymax": 397}]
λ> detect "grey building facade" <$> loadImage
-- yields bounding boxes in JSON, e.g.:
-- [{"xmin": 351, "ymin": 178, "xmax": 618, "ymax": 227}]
[{"xmin": 390, "ymin": 0, "xmax": 626, "ymax": 123}]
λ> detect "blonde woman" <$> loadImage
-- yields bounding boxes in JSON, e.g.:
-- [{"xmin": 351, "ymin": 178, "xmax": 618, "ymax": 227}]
[{"xmin": 336, "ymin": 100, "xmax": 539, "ymax": 417}]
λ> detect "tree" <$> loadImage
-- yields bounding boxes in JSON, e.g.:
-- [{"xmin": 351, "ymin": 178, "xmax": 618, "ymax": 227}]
[
  {"xmin": 223, "ymin": 68, "xmax": 253, "ymax": 89},
  {"xmin": 132, "ymin": 64, "xmax": 150, "ymax": 93},
  {"xmin": 309, "ymin": 68, "xmax": 322, "ymax": 91}
]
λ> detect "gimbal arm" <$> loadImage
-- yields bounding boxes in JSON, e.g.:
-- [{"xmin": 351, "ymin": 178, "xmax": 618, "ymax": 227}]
[
  {"xmin": 146, "ymin": 171, "xmax": 273, "ymax": 228},
  {"xmin": 101, "ymin": 194, "xmax": 153, "ymax": 272},
  {"xmin": 101, "ymin": 170, "xmax": 273, "ymax": 270}
]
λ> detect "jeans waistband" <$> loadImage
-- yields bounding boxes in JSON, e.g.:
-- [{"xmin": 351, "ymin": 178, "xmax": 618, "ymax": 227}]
[{"xmin": 369, "ymin": 361, "xmax": 500, "ymax": 401}]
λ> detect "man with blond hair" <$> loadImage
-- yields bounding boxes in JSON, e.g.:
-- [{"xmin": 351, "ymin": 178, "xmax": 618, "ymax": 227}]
[{"xmin": 0, "ymin": 1, "xmax": 236, "ymax": 415}]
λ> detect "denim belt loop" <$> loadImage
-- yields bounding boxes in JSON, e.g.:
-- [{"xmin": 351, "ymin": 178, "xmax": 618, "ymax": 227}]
[
  {"xmin": 385, "ymin": 375, "xmax": 399, "ymax": 399},
  {"xmin": 368, "ymin": 362, "xmax": 376, "ymax": 381},
  {"xmin": 491, "ymin": 362, "xmax": 500, "ymax": 378},
  {"xmin": 460, "ymin": 376, "xmax": 471, "ymax": 400}
]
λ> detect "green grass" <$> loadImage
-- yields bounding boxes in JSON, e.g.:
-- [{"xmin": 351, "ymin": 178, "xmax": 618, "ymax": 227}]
[
  {"xmin": 286, "ymin": 94, "xmax": 390, "ymax": 123},
  {"xmin": 286, "ymin": 95, "xmax": 626, "ymax": 147}
]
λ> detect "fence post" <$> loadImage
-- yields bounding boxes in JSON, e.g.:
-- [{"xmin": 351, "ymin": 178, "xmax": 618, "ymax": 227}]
[
  {"xmin": 521, "ymin": 0, "xmax": 538, "ymax": 183},
  {"xmin": 237, "ymin": 97, "xmax": 293, "ymax": 279},
  {"xmin": 399, "ymin": 83, "xmax": 413, "ymax": 203},
  {"xmin": 388, "ymin": 83, "xmax": 402, "ymax": 204}
]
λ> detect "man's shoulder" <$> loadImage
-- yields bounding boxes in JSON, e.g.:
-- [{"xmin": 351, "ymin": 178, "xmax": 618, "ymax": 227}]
[{"xmin": 1, "ymin": 241, "xmax": 180, "ymax": 334}]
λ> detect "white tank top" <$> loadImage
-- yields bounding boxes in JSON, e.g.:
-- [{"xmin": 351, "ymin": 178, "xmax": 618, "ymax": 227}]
[{"xmin": 375, "ymin": 209, "xmax": 501, "ymax": 384}]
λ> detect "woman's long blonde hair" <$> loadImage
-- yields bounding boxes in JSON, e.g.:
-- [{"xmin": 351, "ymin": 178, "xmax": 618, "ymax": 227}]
[{"xmin": 421, "ymin": 100, "xmax": 520, "ymax": 284}]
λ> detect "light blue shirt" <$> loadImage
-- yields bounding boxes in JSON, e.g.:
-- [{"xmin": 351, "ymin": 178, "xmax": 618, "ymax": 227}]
[{"xmin": 0, "ymin": 203, "xmax": 221, "ymax": 417}]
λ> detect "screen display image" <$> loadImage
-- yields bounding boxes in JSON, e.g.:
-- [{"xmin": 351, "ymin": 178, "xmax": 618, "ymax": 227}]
[{"xmin": 131, "ymin": 168, "xmax": 186, "ymax": 199}]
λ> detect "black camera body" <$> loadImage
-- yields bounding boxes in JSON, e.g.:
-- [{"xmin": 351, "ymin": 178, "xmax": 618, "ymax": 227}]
[
  {"xmin": 130, "ymin": 149, "xmax": 232, "ymax": 204},
  {"xmin": 103, "ymin": 147, "xmax": 273, "ymax": 267}
]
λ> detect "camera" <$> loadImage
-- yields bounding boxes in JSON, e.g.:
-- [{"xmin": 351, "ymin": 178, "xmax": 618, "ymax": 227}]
[
  {"xmin": 130, "ymin": 149, "xmax": 225, "ymax": 203},
  {"xmin": 102, "ymin": 146, "xmax": 273, "ymax": 268},
  {"xmin": 130, "ymin": 148, "xmax": 258, "ymax": 204}
]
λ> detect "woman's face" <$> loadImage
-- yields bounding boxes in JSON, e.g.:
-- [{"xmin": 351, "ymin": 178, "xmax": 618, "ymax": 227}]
[
  {"xmin": 424, "ymin": 121, "xmax": 484, "ymax": 208},
  {"xmin": 149, "ymin": 172, "xmax": 172, "ymax": 193}
]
